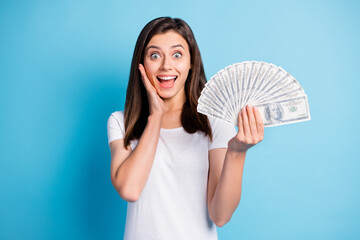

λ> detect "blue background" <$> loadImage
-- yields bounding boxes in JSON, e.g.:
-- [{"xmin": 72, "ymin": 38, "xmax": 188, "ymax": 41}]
[{"xmin": 1, "ymin": 0, "xmax": 359, "ymax": 239}]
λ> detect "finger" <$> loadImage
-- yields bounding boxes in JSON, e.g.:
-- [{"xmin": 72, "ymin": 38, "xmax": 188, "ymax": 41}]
[
  {"xmin": 254, "ymin": 106, "xmax": 264, "ymax": 138},
  {"xmin": 237, "ymin": 111, "xmax": 245, "ymax": 139},
  {"xmin": 247, "ymin": 105, "xmax": 257, "ymax": 136},
  {"xmin": 242, "ymin": 106, "xmax": 251, "ymax": 138},
  {"xmin": 138, "ymin": 64, "xmax": 155, "ymax": 91}
]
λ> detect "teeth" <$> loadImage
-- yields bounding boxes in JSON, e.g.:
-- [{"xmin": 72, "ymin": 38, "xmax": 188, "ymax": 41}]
[{"xmin": 158, "ymin": 76, "xmax": 176, "ymax": 80}]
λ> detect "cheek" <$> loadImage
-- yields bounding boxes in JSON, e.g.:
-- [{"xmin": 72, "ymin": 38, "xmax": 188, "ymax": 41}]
[
  {"xmin": 143, "ymin": 61, "xmax": 158, "ymax": 83},
  {"xmin": 144, "ymin": 60, "xmax": 155, "ymax": 74},
  {"xmin": 177, "ymin": 62, "xmax": 191, "ymax": 77}
]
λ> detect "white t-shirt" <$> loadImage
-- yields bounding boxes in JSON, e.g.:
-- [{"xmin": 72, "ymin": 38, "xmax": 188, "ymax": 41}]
[{"xmin": 107, "ymin": 111, "xmax": 236, "ymax": 240}]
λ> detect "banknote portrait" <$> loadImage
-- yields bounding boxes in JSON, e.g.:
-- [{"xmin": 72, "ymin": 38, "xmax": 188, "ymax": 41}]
[{"xmin": 264, "ymin": 103, "xmax": 283, "ymax": 123}]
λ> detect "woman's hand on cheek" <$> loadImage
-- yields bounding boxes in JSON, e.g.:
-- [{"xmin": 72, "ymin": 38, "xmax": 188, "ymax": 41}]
[
  {"xmin": 138, "ymin": 64, "xmax": 166, "ymax": 117},
  {"xmin": 228, "ymin": 105, "xmax": 264, "ymax": 153}
]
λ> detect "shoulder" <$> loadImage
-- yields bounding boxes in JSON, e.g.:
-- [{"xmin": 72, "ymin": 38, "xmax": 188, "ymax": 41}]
[
  {"xmin": 109, "ymin": 111, "xmax": 124, "ymax": 120},
  {"xmin": 208, "ymin": 116, "xmax": 235, "ymax": 131},
  {"xmin": 107, "ymin": 111, "xmax": 126, "ymax": 146},
  {"xmin": 108, "ymin": 111, "xmax": 125, "ymax": 124},
  {"xmin": 207, "ymin": 116, "xmax": 236, "ymax": 150}
]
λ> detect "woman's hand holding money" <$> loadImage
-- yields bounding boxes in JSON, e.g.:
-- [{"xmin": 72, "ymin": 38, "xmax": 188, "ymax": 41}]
[{"xmin": 228, "ymin": 105, "xmax": 264, "ymax": 154}]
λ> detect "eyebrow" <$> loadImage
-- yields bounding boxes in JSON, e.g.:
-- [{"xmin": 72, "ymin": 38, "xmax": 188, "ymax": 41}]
[
  {"xmin": 146, "ymin": 44, "xmax": 185, "ymax": 51},
  {"xmin": 171, "ymin": 44, "xmax": 184, "ymax": 49}
]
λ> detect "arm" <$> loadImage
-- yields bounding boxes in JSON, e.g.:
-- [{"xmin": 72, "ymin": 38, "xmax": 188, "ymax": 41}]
[
  {"xmin": 110, "ymin": 64, "xmax": 165, "ymax": 202},
  {"xmin": 110, "ymin": 114, "xmax": 162, "ymax": 202},
  {"xmin": 207, "ymin": 105, "xmax": 264, "ymax": 227}
]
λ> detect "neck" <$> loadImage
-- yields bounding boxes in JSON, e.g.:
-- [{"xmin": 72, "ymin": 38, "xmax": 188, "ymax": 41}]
[
  {"xmin": 163, "ymin": 98, "xmax": 185, "ymax": 112},
  {"xmin": 162, "ymin": 90, "xmax": 186, "ymax": 113}
]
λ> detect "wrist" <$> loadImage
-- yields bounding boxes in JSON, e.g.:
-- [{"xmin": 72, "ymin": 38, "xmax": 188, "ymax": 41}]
[
  {"xmin": 147, "ymin": 114, "xmax": 163, "ymax": 126},
  {"xmin": 227, "ymin": 147, "xmax": 247, "ymax": 160}
]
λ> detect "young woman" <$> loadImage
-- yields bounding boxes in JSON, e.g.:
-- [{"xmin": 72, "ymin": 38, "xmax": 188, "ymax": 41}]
[{"xmin": 107, "ymin": 17, "xmax": 264, "ymax": 240}]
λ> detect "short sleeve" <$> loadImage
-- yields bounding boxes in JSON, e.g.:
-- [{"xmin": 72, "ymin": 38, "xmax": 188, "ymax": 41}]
[
  {"xmin": 208, "ymin": 116, "xmax": 237, "ymax": 150},
  {"xmin": 107, "ymin": 111, "xmax": 125, "ymax": 146}
]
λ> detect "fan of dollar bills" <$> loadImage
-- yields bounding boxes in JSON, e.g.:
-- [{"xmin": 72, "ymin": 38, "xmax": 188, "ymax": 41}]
[{"xmin": 197, "ymin": 61, "xmax": 311, "ymax": 127}]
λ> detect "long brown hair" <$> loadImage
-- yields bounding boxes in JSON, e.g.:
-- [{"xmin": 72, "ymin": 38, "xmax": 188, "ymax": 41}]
[{"xmin": 123, "ymin": 17, "xmax": 212, "ymax": 148}]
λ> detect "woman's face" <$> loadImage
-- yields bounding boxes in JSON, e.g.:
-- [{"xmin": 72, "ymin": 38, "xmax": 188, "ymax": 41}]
[{"xmin": 143, "ymin": 30, "xmax": 191, "ymax": 101}]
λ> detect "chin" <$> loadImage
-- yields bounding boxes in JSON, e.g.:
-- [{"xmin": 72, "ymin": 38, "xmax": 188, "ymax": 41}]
[{"xmin": 158, "ymin": 92, "xmax": 176, "ymax": 99}]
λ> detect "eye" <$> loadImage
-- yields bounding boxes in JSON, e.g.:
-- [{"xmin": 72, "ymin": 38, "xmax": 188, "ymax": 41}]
[
  {"xmin": 173, "ymin": 52, "xmax": 182, "ymax": 58},
  {"xmin": 150, "ymin": 53, "xmax": 160, "ymax": 59}
]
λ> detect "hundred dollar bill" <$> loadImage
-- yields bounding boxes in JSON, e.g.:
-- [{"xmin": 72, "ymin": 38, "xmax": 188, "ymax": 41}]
[
  {"xmin": 205, "ymin": 78, "xmax": 235, "ymax": 116},
  {"xmin": 197, "ymin": 102, "xmax": 232, "ymax": 123},
  {"xmin": 246, "ymin": 62, "xmax": 275, "ymax": 104},
  {"xmin": 253, "ymin": 95, "xmax": 311, "ymax": 127},
  {"xmin": 198, "ymin": 88, "xmax": 233, "ymax": 121},
  {"xmin": 199, "ymin": 61, "xmax": 311, "ymax": 128},
  {"xmin": 225, "ymin": 65, "xmax": 239, "ymax": 113},
  {"xmin": 243, "ymin": 61, "xmax": 261, "ymax": 105},
  {"xmin": 216, "ymin": 70, "xmax": 237, "ymax": 116}
]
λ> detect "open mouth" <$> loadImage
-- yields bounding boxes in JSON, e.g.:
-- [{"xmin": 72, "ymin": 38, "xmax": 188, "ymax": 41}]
[{"xmin": 156, "ymin": 76, "xmax": 178, "ymax": 89}]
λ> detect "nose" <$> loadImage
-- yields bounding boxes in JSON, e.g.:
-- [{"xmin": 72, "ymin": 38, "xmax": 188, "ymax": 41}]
[{"xmin": 161, "ymin": 55, "xmax": 172, "ymax": 70}]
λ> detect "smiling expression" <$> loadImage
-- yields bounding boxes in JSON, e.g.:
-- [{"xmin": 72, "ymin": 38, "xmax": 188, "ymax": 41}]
[{"xmin": 143, "ymin": 30, "xmax": 191, "ymax": 102}]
